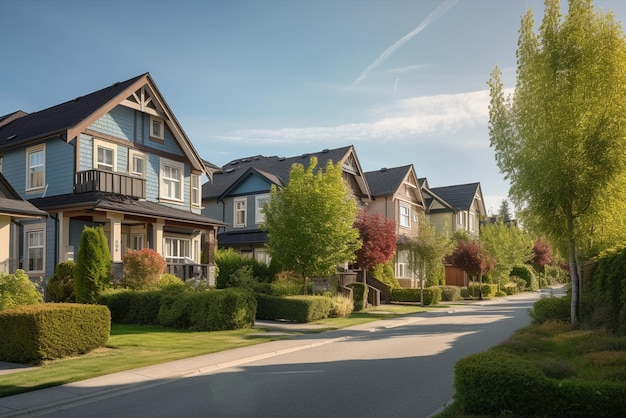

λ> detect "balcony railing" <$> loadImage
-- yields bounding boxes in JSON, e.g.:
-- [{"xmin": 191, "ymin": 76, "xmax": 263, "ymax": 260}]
[
  {"xmin": 165, "ymin": 262, "xmax": 215, "ymax": 287},
  {"xmin": 74, "ymin": 169, "xmax": 146, "ymax": 199}
]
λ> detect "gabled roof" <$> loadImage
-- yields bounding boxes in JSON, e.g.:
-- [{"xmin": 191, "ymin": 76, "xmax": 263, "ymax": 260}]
[
  {"xmin": 0, "ymin": 73, "xmax": 208, "ymax": 174},
  {"xmin": 365, "ymin": 165, "xmax": 414, "ymax": 197},
  {"xmin": 427, "ymin": 182, "xmax": 485, "ymax": 215},
  {"xmin": 203, "ymin": 145, "xmax": 371, "ymax": 201},
  {"xmin": 0, "ymin": 173, "xmax": 47, "ymax": 218}
]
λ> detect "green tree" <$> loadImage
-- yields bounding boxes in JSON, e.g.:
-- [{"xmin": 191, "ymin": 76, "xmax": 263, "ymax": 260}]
[
  {"xmin": 0, "ymin": 270, "xmax": 42, "ymax": 311},
  {"xmin": 497, "ymin": 199, "xmax": 513, "ymax": 222},
  {"xmin": 407, "ymin": 213, "xmax": 452, "ymax": 304},
  {"xmin": 488, "ymin": 0, "xmax": 626, "ymax": 324},
  {"xmin": 75, "ymin": 226, "xmax": 111, "ymax": 303},
  {"xmin": 262, "ymin": 157, "xmax": 361, "ymax": 294},
  {"xmin": 480, "ymin": 221, "xmax": 533, "ymax": 289}
]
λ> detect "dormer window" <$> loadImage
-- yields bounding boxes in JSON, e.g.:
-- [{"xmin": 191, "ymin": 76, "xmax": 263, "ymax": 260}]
[{"xmin": 151, "ymin": 116, "xmax": 164, "ymax": 141}]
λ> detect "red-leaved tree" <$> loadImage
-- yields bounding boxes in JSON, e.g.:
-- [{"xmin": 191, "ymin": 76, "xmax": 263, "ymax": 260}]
[
  {"xmin": 531, "ymin": 238, "xmax": 553, "ymax": 273},
  {"xmin": 354, "ymin": 211, "xmax": 397, "ymax": 283},
  {"xmin": 449, "ymin": 239, "xmax": 494, "ymax": 299}
]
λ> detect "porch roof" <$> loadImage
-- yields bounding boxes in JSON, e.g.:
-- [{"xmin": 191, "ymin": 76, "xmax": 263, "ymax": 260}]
[
  {"xmin": 28, "ymin": 192, "xmax": 226, "ymax": 227},
  {"xmin": 217, "ymin": 230, "xmax": 268, "ymax": 246}
]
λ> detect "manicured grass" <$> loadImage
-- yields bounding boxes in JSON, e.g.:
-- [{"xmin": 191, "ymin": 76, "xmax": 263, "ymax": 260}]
[
  {"xmin": 0, "ymin": 304, "xmax": 428, "ymax": 398},
  {"xmin": 434, "ymin": 321, "xmax": 626, "ymax": 417}
]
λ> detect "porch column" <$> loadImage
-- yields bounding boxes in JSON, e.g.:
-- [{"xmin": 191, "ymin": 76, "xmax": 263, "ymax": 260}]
[
  {"xmin": 154, "ymin": 219, "xmax": 164, "ymax": 256},
  {"xmin": 107, "ymin": 212, "xmax": 123, "ymax": 262}
]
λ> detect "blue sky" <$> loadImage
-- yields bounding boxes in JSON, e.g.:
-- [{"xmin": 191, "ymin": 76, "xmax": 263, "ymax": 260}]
[{"xmin": 2, "ymin": 0, "xmax": 625, "ymax": 215}]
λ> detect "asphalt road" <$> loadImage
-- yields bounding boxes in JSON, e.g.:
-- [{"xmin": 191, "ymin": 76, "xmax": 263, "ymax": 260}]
[{"xmin": 33, "ymin": 291, "xmax": 546, "ymax": 418}]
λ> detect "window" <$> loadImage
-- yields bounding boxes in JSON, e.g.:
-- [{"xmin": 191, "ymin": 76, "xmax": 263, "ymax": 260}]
[
  {"xmin": 26, "ymin": 144, "xmax": 45, "ymax": 191},
  {"xmin": 150, "ymin": 116, "xmax": 164, "ymax": 140},
  {"xmin": 93, "ymin": 139, "xmax": 116, "ymax": 172},
  {"xmin": 160, "ymin": 158, "xmax": 183, "ymax": 202},
  {"xmin": 255, "ymin": 194, "xmax": 270, "ymax": 224},
  {"xmin": 24, "ymin": 225, "xmax": 45, "ymax": 273},
  {"xmin": 129, "ymin": 150, "xmax": 145, "ymax": 177},
  {"xmin": 457, "ymin": 211, "xmax": 465, "ymax": 226},
  {"xmin": 191, "ymin": 174, "xmax": 201, "ymax": 207},
  {"xmin": 164, "ymin": 237, "xmax": 190, "ymax": 262},
  {"xmin": 234, "ymin": 198, "xmax": 247, "ymax": 227},
  {"xmin": 254, "ymin": 249, "xmax": 271, "ymax": 266},
  {"xmin": 131, "ymin": 234, "xmax": 144, "ymax": 250},
  {"xmin": 399, "ymin": 204, "xmax": 410, "ymax": 228},
  {"xmin": 469, "ymin": 212, "xmax": 475, "ymax": 232}
]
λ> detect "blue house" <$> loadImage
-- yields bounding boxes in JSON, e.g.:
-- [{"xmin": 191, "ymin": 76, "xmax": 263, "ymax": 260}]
[{"xmin": 0, "ymin": 73, "xmax": 224, "ymax": 284}]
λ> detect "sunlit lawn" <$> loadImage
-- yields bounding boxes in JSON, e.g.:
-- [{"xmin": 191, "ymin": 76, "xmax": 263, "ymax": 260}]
[{"xmin": 0, "ymin": 303, "xmax": 430, "ymax": 398}]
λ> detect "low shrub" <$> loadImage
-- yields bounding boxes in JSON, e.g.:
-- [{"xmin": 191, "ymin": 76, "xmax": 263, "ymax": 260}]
[
  {"xmin": 0, "ymin": 303, "xmax": 110, "ymax": 364},
  {"xmin": 47, "ymin": 261, "xmax": 76, "ymax": 302},
  {"xmin": 121, "ymin": 248, "xmax": 166, "ymax": 290},
  {"xmin": 390, "ymin": 287, "xmax": 441, "ymax": 305},
  {"xmin": 0, "ymin": 270, "xmax": 42, "ymax": 311},
  {"xmin": 154, "ymin": 273, "xmax": 186, "ymax": 291},
  {"xmin": 531, "ymin": 296, "xmax": 571, "ymax": 324},
  {"xmin": 215, "ymin": 248, "xmax": 273, "ymax": 288},
  {"xmin": 422, "ymin": 287, "xmax": 442, "ymax": 306},
  {"xmin": 371, "ymin": 261, "xmax": 401, "ymax": 289},
  {"xmin": 98, "ymin": 289, "xmax": 166, "ymax": 325},
  {"xmin": 439, "ymin": 286, "xmax": 461, "ymax": 302},
  {"xmin": 329, "ymin": 295, "xmax": 354, "ymax": 317},
  {"xmin": 510, "ymin": 264, "xmax": 539, "ymax": 291},
  {"xmin": 462, "ymin": 283, "xmax": 498, "ymax": 298},
  {"xmin": 256, "ymin": 295, "xmax": 332, "ymax": 322},
  {"xmin": 348, "ymin": 282, "xmax": 367, "ymax": 311}
]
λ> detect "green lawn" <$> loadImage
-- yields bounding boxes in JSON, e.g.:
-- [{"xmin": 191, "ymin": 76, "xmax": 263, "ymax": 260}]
[{"xmin": 0, "ymin": 304, "xmax": 428, "ymax": 398}]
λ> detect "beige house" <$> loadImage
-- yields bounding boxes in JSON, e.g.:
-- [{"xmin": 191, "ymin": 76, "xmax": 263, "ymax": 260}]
[{"xmin": 364, "ymin": 165, "xmax": 426, "ymax": 288}]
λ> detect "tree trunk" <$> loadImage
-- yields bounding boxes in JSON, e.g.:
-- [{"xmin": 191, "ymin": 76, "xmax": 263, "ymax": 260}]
[{"xmin": 568, "ymin": 234, "xmax": 579, "ymax": 327}]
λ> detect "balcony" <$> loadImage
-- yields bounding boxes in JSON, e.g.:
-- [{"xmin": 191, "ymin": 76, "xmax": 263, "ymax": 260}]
[{"xmin": 74, "ymin": 169, "xmax": 146, "ymax": 199}]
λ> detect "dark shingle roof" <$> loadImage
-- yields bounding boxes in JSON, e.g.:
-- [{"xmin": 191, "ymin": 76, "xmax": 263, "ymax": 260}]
[
  {"xmin": 0, "ymin": 173, "xmax": 48, "ymax": 217},
  {"xmin": 202, "ymin": 146, "xmax": 354, "ymax": 200},
  {"xmin": 428, "ymin": 182, "xmax": 480, "ymax": 211},
  {"xmin": 364, "ymin": 165, "xmax": 412, "ymax": 197},
  {"xmin": 0, "ymin": 74, "xmax": 146, "ymax": 150}
]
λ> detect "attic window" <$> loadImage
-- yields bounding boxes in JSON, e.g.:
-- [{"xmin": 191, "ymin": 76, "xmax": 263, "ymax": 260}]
[{"xmin": 150, "ymin": 116, "xmax": 164, "ymax": 141}]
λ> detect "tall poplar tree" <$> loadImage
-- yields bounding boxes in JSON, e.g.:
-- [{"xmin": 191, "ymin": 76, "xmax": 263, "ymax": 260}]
[
  {"xmin": 488, "ymin": 0, "xmax": 626, "ymax": 324},
  {"xmin": 262, "ymin": 157, "xmax": 361, "ymax": 294}
]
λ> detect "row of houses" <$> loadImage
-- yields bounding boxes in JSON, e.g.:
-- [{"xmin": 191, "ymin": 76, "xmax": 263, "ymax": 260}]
[{"xmin": 0, "ymin": 73, "xmax": 485, "ymax": 289}]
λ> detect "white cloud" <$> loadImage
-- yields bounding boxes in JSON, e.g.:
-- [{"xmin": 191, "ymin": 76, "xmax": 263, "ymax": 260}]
[{"xmin": 218, "ymin": 90, "xmax": 491, "ymax": 147}]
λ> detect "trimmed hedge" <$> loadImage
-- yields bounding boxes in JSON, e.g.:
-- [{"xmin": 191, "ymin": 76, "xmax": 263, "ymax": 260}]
[
  {"xmin": 256, "ymin": 295, "xmax": 332, "ymax": 322},
  {"xmin": 348, "ymin": 282, "xmax": 367, "ymax": 311},
  {"xmin": 98, "ymin": 288, "xmax": 257, "ymax": 331},
  {"xmin": 461, "ymin": 283, "xmax": 498, "ymax": 299},
  {"xmin": 531, "ymin": 296, "xmax": 571, "ymax": 324},
  {"xmin": 0, "ymin": 303, "xmax": 110, "ymax": 364},
  {"xmin": 510, "ymin": 264, "xmax": 539, "ymax": 291},
  {"xmin": 439, "ymin": 286, "xmax": 462, "ymax": 302},
  {"xmin": 390, "ymin": 287, "xmax": 442, "ymax": 305},
  {"xmin": 455, "ymin": 351, "xmax": 626, "ymax": 417}
]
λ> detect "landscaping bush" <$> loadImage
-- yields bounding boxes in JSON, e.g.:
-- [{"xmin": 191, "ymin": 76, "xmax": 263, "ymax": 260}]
[
  {"xmin": 391, "ymin": 288, "xmax": 420, "ymax": 303},
  {"xmin": 462, "ymin": 283, "xmax": 498, "ymax": 298},
  {"xmin": 75, "ymin": 226, "xmax": 111, "ymax": 304},
  {"xmin": 256, "ymin": 294, "xmax": 332, "ymax": 322},
  {"xmin": 348, "ymin": 282, "xmax": 367, "ymax": 311},
  {"xmin": 329, "ymin": 295, "xmax": 354, "ymax": 317},
  {"xmin": 531, "ymin": 296, "xmax": 571, "ymax": 324},
  {"xmin": 215, "ymin": 248, "xmax": 273, "ymax": 288},
  {"xmin": 121, "ymin": 248, "xmax": 166, "ymax": 290},
  {"xmin": 422, "ymin": 287, "xmax": 442, "ymax": 305},
  {"xmin": 47, "ymin": 261, "xmax": 76, "ymax": 302},
  {"xmin": 154, "ymin": 273, "xmax": 186, "ymax": 291},
  {"xmin": 371, "ymin": 260, "xmax": 401, "ymax": 289},
  {"xmin": 510, "ymin": 264, "xmax": 538, "ymax": 291},
  {"xmin": 455, "ymin": 351, "xmax": 550, "ymax": 416},
  {"xmin": 98, "ymin": 289, "xmax": 166, "ymax": 324},
  {"xmin": 0, "ymin": 270, "xmax": 42, "ymax": 311},
  {"xmin": 0, "ymin": 303, "xmax": 110, "ymax": 364},
  {"xmin": 439, "ymin": 285, "xmax": 461, "ymax": 302},
  {"xmin": 507, "ymin": 275, "xmax": 527, "ymax": 294}
]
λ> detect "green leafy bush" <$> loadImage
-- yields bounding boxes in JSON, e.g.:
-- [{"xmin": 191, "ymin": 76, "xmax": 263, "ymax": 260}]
[
  {"xmin": 348, "ymin": 282, "xmax": 367, "ymax": 311},
  {"xmin": 47, "ymin": 261, "xmax": 76, "ymax": 302},
  {"xmin": 0, "ymin": 303, "xmax": 110, "ymax": 364},
  {"xmin": 0, "ymin": 270, "xmax": 42, "ymax": 311},
  {"xmin": 98, "ymin": 289, "xmax": 166, "ymax": 324},
  {"xmin": 531, "ymin": 296, "xmax": 571, "ymax": 324},
  {"xmin": 422, "ymin": 287, "xmax": 442, "ymax": 305},
  {"xmin": 461, "ymin": 283, "xmax": 498, "ymax": 298},
  {"xmin": 510, "ymin": 264, "xmax": 538, "ymax": 291},
  {"xmin": 121, "ymin": 248, "xmax": 166, "ymax": 290},
  {"xmin": 329, "ymin": 295, "xmax": 354, "ymax": 317},
  {"xmin": 154, "ymin": 273, "xmax": 185, "ymax": 291},
  {"xmin": 75, "ymin": 226, "xmax": 111, "ymax": 303},
  {"xmin": 371, "ymin": 260, "xmax": 401, "ymax": 289},
  {"xmin": 215, "ymin": 248, "xmax": 273, "ymax": 288},
  {"xmin": 256, "ymin": 294, "xmax": 332, "ymax": 322},
  {"xmin": 439, "ymin": 286, "xmax": 461, "ymax": 301},
  {"xmin": 390, "ymin": 287, "xmax": 441, "ymax": 305}
]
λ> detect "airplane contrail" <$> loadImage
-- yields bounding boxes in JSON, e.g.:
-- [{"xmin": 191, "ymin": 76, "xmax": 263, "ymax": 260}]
[{"xmin": 349, "ymin": 0, "xmax": 458, "ymax": 88}]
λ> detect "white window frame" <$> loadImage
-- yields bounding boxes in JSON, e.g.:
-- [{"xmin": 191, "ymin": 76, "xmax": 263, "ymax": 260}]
[
  {"xmin": 150, "ymin": 116, "xmax": 165, "ymax": 141},
  {"xmin": 457, "ymin": 211, "xmax": 466, "ymax": 227},
  {"xmin": 399, "ymin": 204, "xmax": 410, "ymax": 228},
  {"xmin": 255, "ymin": 194, "xmax": 270, "ymax": 224},
  {"xmin": 164, "ymin": 236, "xmax": 191, "ymax": 262},
  {"xmin": 234, "ymin": 197, "xmax": 247, "ymax": 228},
  {"xmin": 24, "ymin": 223, "xmax": 45, "ymax": 273},
  {"xmin": 159, "ymin": 158, "xmax": 184, "ymax": 202},
  {"xmin": 129, "ymin": 150, "xmax": 146, "ymax": 177},
  {"xmin": 92, "ymin": 139, "xmax": 116, "ymax": 172},
  {"xmin": 254, "ymin": 249, "xmax": 271, "ymax": 266},
  {"xmin": 130, "ymin": 234, "xmax": 144, "ymax": 250},
  {"xmin": 469, "ymin": 211, "xmax": 475, "ymax": 232},
  {"xmin": 190, "ymin": 174, "xmax": 201, "ymax": 207},
  {"xmin": 26, "ymin": 144, "xmax": 45, "ymax": 192}
]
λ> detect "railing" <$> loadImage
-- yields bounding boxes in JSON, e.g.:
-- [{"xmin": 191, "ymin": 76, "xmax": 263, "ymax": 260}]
[
  {"xmin": 166, "ymin": 262, "xmax": 215, "ymax": 286},
  {"xmin": 74, "ymin": 169, "xmax": 146, "ymax": 199}
]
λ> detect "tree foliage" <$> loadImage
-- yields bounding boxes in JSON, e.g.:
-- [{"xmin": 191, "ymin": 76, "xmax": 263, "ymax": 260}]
[
  {"xmin": 0, "ymin": 270, "xmax": 42, "ymax": 311},
  {"xmin": 450, "ymin": 239, "xmax": 495, "ymax": 299},
  {"xmin": 75, "ymin": 226, "xmax": 111, "ymax": 303},
  {"xmin": 488, "ymin": 0, "xmax": 626, "ymax": 323},
  {"xmin": 262, "ymin": 157, "xmax": 361, "ymax": 293},
  {"xmin": 354, "ymin": 211, "xmax": 396, "ymax": 280},
  {"xmin": 531, "ymin": 238, "xmax": 554, "ymax": 272},
  {"xmin": 480, "ymin": 221, "xmax": 533, "ymax": 283}
]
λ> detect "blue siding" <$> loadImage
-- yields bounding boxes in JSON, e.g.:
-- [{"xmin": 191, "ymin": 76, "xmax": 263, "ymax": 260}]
[
  {"xmin": 88, "ymin": 106, "xmax": 134, "ymax": 143},
  {"xmin": 79, "ymin": 134, "xmax": 93, "ymax": 171},
  {"xmin": 142, "ymin": 115, "xmax": 183, "ymax": 156},
  {"xmin": 232, "ymin": 176, "xmax": 271, "ymax": 195},
  {"xmin": 1, "ymin": 147, "xmax": 26, "ymax": 195},
  {"xmin": 145, "ymin": 154, "xmax": 160, "ymax": 201}
]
